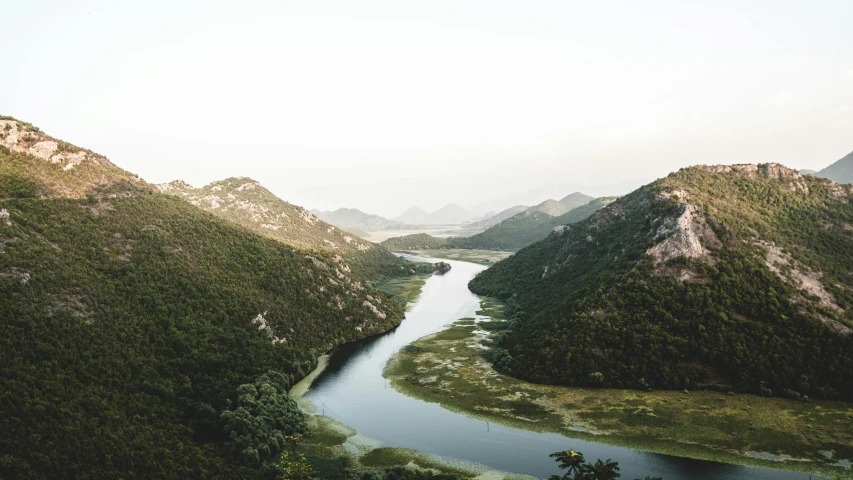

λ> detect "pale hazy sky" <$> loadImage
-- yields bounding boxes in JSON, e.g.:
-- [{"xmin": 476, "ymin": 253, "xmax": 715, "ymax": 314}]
[{"xmin": 2, "ymin": 1, "xmax": 852, "ymax": 216}]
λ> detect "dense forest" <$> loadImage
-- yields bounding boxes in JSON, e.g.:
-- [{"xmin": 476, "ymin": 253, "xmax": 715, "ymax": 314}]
[
  {"xmin": 447, "ymin": 198, "xmax": 615, "ymax": 251},
  {"xmin": 0, "ymin": 124, "xmax": 418, "ymax": 477},
  {"xmin": 470, "ymin": 164, "xmax": 853, "ymax": 400}
]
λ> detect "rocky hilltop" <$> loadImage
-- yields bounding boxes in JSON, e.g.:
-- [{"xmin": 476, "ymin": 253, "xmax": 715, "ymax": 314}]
[
  {"xmin": 0, "ymin": 116, "xmax": 150, "ymax": 198},
  {"xmin": 470, "ymin": 164, "xmax": 853, "ymax": 399}
]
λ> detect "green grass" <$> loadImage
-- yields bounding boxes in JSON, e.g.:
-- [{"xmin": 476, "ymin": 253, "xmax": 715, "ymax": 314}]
[
  {"xmin": 383, "ymin": 299, "xmax": 853, "ymax": 480},
  {"xmin": 413, "ymin": 249, "xmax": 513, "ymax": 264},
  {"xmin": 376, "ymin": 273, "xmax": 431, "ymax": 306}
]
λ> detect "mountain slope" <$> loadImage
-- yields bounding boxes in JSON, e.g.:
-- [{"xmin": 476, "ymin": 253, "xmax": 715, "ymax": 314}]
[
  {"xmin": 816, "ymin": 150, "xmax": 853, "ymax": 184},
  {"xmin": 447, "ymin": 197, "xmax": 614, "ymax": 251},
  {"xmin": 158, "ymin": 179, "xmax": 418, "ymax": 282},
  {"xmin": 0, "ymin": 123, "xmax": 406, "ymax": 478},
  {"xmin": 313, "ymin": 207, "xmax": 403, "ymax": 231},
  {"xmin": 0, "ymin": 116, "xmax": 151, "ymax": 198},
  {"xmin": 529, "ymin": 192, "xmax": 595, "ymax": 216},
  {"xmin": 466, "ymin": 205, "xmax": 529, "ymax": 229},
  {"xmin": 428, "ymin": 203, "xmax": 475, "ymax": 224},
  {"xmin": 394, "ymin": 206, "xmax": 431, "ymax": 225},
  {"xmin": 470, "ymin": 164, "xmax": 853, "ymax": 400}
]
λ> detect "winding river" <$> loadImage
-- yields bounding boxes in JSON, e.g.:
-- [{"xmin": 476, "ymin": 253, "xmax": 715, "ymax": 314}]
[{"xmin": 304, "ymin": 255, "xmax": 828, "ymax": 480}]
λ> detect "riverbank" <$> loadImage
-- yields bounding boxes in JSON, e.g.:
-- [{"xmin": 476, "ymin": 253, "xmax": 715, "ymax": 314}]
[
  {"xmin": 289, "ymin": 261, "xmax": 534, "ymax": 479},
  {"xmin": 383, "ymin": 298, "xmax": 853, "ymax": 480},
  {"xmin": 291, "ymin": 346, "xmax": 535, "ymax": 479}
]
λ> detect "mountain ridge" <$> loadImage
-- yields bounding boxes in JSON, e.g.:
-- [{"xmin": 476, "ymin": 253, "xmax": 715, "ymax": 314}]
[
  {"xmin": 156, "ymin": 177, "xmax": 422, "ymax": 282},
  {"xmin": 816, "ymin": 150, "xmax": 853, "ymax": 184}
]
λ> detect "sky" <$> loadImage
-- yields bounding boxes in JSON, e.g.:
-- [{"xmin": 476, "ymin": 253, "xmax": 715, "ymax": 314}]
[{"xmin": 2, "ymin": 0, "xmax": 852, "ymax": 217}]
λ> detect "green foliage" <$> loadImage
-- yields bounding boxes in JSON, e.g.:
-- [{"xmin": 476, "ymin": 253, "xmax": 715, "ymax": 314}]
[
  {"xmin": 381, "ymin": 233, "xmax": 449, "ymax": 251},
  {"xmin": 549, "ymin": 450, "xmax": 661, "ymax": 480},
  {"xmin": 0, "ymin": 178, "xmax": 405, "ymax": 477},
  {"xmin": 219, "ymin": 373, "xmax": 307, "ymax": 466},
  {"xmin": 448, "ymin": 198, "xmax": 615, "ymax": 251},
  {"xmin": 471, "ymin": 165, "xmax": 853, "ymax": 399}
]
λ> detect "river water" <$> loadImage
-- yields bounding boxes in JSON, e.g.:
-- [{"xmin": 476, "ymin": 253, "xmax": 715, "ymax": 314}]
[{"xmin": 304, "ymin": 255, "xmax": 829, "ymax": 480}]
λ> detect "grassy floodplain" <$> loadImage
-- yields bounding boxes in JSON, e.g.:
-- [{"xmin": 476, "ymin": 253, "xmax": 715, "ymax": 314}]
[
  {"xmin": 384, "ymin": 298, "xmax": 853, "ymax": 480},
  {"xmin": 291, "ymin": 358, "xmax": 535, "ymax": 479},
  {"xmin": 408, "ymin": 249, "xmax": 513, "ymax": 265},
  {"xmin": 376, "ymin": 273, "xmax": 432, "ymax": 305}
]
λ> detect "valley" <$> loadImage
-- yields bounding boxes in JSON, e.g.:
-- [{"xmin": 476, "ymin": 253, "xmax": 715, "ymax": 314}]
[
  {"xmin": 294, "ymin": 254, "xmax": 839, "ymax": 479},
  {"xmin": 2, "ymin": 116, "xmax": 852, "ymax": 480}
]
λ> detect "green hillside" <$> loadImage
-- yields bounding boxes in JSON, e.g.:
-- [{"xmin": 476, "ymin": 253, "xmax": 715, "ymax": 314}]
[
  {"xmin": 447, "ymin": 197, "xmax": 614, "ymax": 251},
  {"xmin": 470, "ymin": 164, "xmax": 853, "ymax": 400},
  {"xmin": 381, "ymin": 233, "xmax": 449, "ymax": 251},
  {"xmin": 0, "ymin": 133, "xmax": 407, "ymax": 478},
  {"xmin": 157, "ymin": 178, "xmax": 424, "ymax": 282}
]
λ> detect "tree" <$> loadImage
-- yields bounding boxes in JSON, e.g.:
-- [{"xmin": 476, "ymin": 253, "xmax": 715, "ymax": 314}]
[
  {"xmin": 277, "ymin": 437, "xmax": 315, "ymax": 480},
  {"xmin": 578, "ymin": 458, "xmax": 620, "ymax": 480},
  {"xmin": 549, "ymin": 450, "xmax": 658, "ymax": 480},
  {"xmin": 549, "ymin": 449, "xmax": 586, "ymax": 479}
]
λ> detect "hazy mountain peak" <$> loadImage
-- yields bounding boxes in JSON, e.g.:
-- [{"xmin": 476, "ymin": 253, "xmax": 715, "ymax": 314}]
[
  {"xmin": 816, "ymin": 150, "xmax": 853, "ymax": 184},
  {"xmin": 313, "ymin": 207, "xmax": 403, "ymax": 232}
]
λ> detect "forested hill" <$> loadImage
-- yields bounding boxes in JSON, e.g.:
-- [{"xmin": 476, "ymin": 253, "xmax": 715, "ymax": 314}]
[
  {"xmin": 470, "ymin": 164, "xmax": 853, "ymax": 400},
  {"xmin": 447, "ymin": 197, "xmax": 615, "ymax": 251},
  {"xmin": 157, "ymin": 178, "xmax": 421, "ymax": 282},
  {"xmin": 381, "ymin": 232, "xmax": 449, "ymax": 250},
  {"xmin": 0, "ymin": 121, "xmax": 407, "ymax": 477}
]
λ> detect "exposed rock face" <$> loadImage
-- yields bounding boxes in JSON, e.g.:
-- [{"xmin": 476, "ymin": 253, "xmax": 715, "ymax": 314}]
[
  {"xmin": 0, "ymin": 120, "xmax": 104, "ymax": 171},
  {"xmin": 647, "ymin": 202, "xmax": 720, "ymax": 265},
  {"xmin": 0, "ymin": 117, "xmax": 151, "ymax": 198},
  {"xmin": 0, "ymin": 209, "xmax": 10, "ymax": 226},
  {"xmin": 251, "ymin": 312, "xmax": 286, "ymax": 344},
  {"xmin": 761, "ymin": 241, "xmax": 843, "ymax": 313}
]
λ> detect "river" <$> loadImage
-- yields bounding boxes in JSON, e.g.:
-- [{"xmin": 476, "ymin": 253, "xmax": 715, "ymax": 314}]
[{"xmin": 304, "ymin": 255, "xmax": 828, "ymax": 480}]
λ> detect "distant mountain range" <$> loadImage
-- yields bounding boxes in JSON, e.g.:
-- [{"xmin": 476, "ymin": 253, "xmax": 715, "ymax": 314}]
[
  {"xmin": 465, "ymin": 205, "xmax": 529, "ymax": 229},
  {"xmin": 463, "ymin": 192, "xmax": 594, "ymax": 230},
  {"xmin": 528, "ymin": 192, "xmax": 595, "ymax": 216},
  {"xmin": 815, "ymin": 150, "xmax": 853, "ymax": 184},
  {"xmin": 448, "ymin": 197, "xmax": 615, "ymax": 251},
  {"xmin": 311, "ymin": 207, "xmax": 404, "ymax": 232},
  {"xmin": 393, "ymin": 203, "xmax": 481, "ymax": 225}
]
